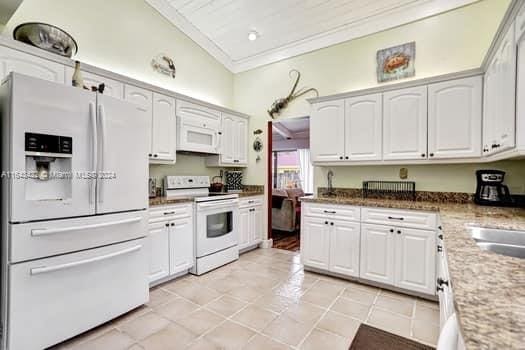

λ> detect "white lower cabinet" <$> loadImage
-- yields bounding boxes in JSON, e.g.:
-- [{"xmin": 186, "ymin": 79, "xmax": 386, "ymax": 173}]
[
  {"xmin": 301, "ymin": 217, "xmax": 331, "ymax": 270},
  {"xmin": 329, "ymin": 220, "xmax": 361, "ymax": 277},
  {"xmin": 395, "ymin": 227, "xmax": 436, "ymax": 295},
  {"xmin": 359, "ymin": 223, "xmax": 395, "ymax": 285},
  {"xmin": 302, "ymin": 203, "xmax": 437, "ymax": 295},
  {"xmin": 147, "ymin": 204, "xmax": 193, "ymax": 284},
  {"xmin": 238, "ymin": 197, "xmax": 263, "ymax": 251}
]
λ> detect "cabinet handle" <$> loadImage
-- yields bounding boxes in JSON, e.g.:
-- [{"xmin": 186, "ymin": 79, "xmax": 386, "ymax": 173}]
[
  {"xmin": 165, "ymin": 223, "xmax": 169, "ymax": 227},
  {"xmin": 389, "ymin": 229, "xmax": 394, "ymax": 233},
  {"xmin": 421, "ymin": 153, "xmax": 425, "ymax": 157},
  {"xmin": 218, "ymin": 131, "xmax": 222, "ymax": 135},
  {"xmin": 171, "ymin": 223, "xmax": 175, "ymax": 226},
  {"xmin": 324, "ymin": 210, "xmax": 336, "ymax": 214},
  {"xmin": 163, "ymin": 211, "xmax": 176, "ymax": 215},
  {"xmin": 387, "ymin": 216, "xmax": 404, "ymax": 221},
  {"xmin": 330, "ymin": 222, "xmax": 334, "ymax": 226},
  {"xmin": 339, "ymin": 156, "xmax": 343, "ymax": 160},
  {"xmin": 397, "ymin": 230, "xmax": 401, "ymax": 234},
  {"xmin": 429, "ymin": 153, "xmax": 434, "ymax": 157},
  {"xmin": 436, "ymin": 286, "xmax": 444, "ymax": 292},
  {"xmin": 438, "ymin": 234, "xmax": 443, "ymax": 240},
  {"xmin": 148, "ymin": 153, "xmax": 152, "ymax": 157},
  {"xmin": 437, "ymin": 245, "xmax": 443, "ymax": 252},
  {"xmin": 437, "ymin": 277, "xmax": 449, "ymax": 286},
  {"xmin": 491, "ymin": 144, "xmax": 497, "ymax": 149},
  {"xmin": 153, "ymin": 154, "xmax": 158, "ymax": 158},
  {"xmin": 345, "ymin": 156, "xmax": 349, "ymax": 160},
  {"xmin": 324, "ymin": 221, "xmax": 329, "ymax": 225}
]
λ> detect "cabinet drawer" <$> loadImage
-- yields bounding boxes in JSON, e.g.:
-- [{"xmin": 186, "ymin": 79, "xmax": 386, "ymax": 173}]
[
  {"xmin": 361, "ymin": 207, "xmax": 437, "ymax": 230},
  {"xmin": 148, "ymin": 203, "xmax": 192, "ymax": 224},
  {"xmin": 240, "ymin": 196, "xmax": 263, "ymax": 208},
  {"xmin": 303, "ymin": 203, "xmax": 360, "ymax": 222}
]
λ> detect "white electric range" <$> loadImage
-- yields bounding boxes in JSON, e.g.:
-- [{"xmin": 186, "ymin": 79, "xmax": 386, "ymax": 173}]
[{"xmin": 164, "ymin": 176, "xmax": 239, "ymax": 275}]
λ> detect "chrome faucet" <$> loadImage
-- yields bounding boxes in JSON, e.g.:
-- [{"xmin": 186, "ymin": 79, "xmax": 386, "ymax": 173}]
[{"xmin": 325, "ymin": 170, "xmax": 335, "ymax": 196}]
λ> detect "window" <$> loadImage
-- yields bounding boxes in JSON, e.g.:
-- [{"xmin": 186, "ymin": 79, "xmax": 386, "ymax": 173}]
[{"xmin": 272, "ymin": 150, "xmax": 301, "ymax": 189}]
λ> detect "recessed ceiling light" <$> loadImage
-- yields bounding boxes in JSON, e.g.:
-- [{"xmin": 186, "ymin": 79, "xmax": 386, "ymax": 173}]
[{"xmin": 248, "ymin": 31, "xmax": 259, "ymax": 41}]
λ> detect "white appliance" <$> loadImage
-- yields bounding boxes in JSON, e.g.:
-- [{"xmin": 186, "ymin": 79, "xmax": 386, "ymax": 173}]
[
  {"xmin": 0, "ymin": 73, "xmax": 150, "ymax": 350},
  {"xmin": 176, "ymin": 101, "xmax": 221, "ymax": 154},
  {"xmin": 164, "ymin": 176, "xmax": 239, "ymax": 275}
]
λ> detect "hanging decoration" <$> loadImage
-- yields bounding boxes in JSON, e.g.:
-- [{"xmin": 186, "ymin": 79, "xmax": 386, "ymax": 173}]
[
  {"xmin": 267, "ymin": 70, "xmax": 318, "ymax": 119},
  {"xmin": 151, "ymin": 53, "xmax": 176, "ymax": 78}
]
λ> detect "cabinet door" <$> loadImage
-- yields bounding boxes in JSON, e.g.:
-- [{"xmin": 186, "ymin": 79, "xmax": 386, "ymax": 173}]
[
  {"xmin": 344, "ymin": 94, "xmax": 382, "ymax": 161},
  {"xmin": 124, "ymin": 85, "xmax": 153, "ymax": 156},
  {"xmin": 238, "ymin": 207, "xmax": 251, "ymax": 250},
  {"xmin": 395, "ymin": 227, "xmax": 436, "ymax": 295},
  {"xmin": 169, "ymin": 217, "xmax": 194, "ymax": 275},
  {"xmin": 252, "ymin": 206, "xmax": 263, "ymax": 244},
  {"xmin": 310, "ymin": 100, "xmax": 345, "ymax": 162},
  {"xmin": 65, "ymin": 67, "xmax": 123, "ymax": 99},
  {"xmin": 234, "ymin": 116, "xmax": 248, "ymax": 164},
  {"xmin": 220, "ymin": 114, "xmax": 235, "ymax": 164},
  {"xmin": 428, "ymin": 76, "xmax": 482, "ymax": 159},
  {"xmin": 483, "ymin": 58, "xmax": 498, "ymax": 155},
  {"xmin": 329, "ymin": 220, "xmax": 360, "ymax": 277},
  {"xmin": 0, "ymin": 46, "xmax": 65, "ymax": 83},
  {"xmin": 147, "ymin": 223, "xmax": 170, "ymax": 283},
  {"xmin": 301, "ymin": 217, "xmax": 330, "ymax": 270},
  {"xmin": 152, "ymin": 93, "xmax": 177, "ymax": 163},
  {"xmin": 496, "ymin": 24, "xmax": 517, "ymax": 153},
  {"xmin": 383, "ymin": 86, "xmax": 427, "ymax": 160},
  {"xmin": 360, "ymin": 224, "xmax": 395, "ymax": 285}
]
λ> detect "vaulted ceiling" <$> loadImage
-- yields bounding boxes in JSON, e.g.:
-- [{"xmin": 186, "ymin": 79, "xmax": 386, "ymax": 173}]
[{"xmin": 146, "ymin": 0, "xmax": 480, "ymax": 73}]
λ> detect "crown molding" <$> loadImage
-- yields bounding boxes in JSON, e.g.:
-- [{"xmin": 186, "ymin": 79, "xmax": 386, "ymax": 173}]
[{"xmin": 146, "ymin": 0, "xmax": 479, "ymax": 74}]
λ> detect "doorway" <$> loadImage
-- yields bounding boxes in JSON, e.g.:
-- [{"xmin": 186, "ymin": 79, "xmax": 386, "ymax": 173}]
[{"xmin": 267, "ymin": 116, "xmax": 312, "ymax": 252}]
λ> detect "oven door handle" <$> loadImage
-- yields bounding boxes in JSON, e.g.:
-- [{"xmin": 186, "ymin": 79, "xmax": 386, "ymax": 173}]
[{"xmin": 198, "ymin": 199, "xmax": 239, "ymax": 209}]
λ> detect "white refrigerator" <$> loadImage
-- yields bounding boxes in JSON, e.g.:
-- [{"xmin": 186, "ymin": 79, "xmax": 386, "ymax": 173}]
[{"xmin": 1, "ymin": 73, "xmax": 150, "ymax": 350}]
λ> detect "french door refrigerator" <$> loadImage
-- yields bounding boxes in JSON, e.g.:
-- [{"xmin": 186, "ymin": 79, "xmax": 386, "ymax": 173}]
[{"xmin": 0, "ymin": 73, "xmax": 150, "ymax": 350}]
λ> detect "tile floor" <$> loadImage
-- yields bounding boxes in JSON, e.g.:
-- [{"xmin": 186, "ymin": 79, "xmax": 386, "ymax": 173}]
[{"xmin": 54, "ymin": 248, "xmax": 440, "ymax": 350}]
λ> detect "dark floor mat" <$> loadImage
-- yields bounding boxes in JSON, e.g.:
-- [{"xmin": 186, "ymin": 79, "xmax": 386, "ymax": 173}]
[{"xmin": 349, "ymin": 324, "xmax": 435, "ymax": 350}]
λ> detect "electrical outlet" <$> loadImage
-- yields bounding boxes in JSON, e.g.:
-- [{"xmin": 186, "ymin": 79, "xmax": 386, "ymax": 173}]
[{"xmin": 399, "ymin": 168, "xmax": 408, "ymax": 179}]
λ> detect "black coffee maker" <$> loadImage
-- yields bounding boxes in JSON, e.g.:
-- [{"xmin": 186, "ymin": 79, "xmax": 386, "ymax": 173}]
[{"xmin": 474, "ymin": 170, "xmax": 514, "ymax": 206}]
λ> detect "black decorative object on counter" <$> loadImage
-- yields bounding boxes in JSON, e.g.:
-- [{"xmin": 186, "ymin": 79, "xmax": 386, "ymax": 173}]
[
  {"xmin": 225, "ymin": 171, "xmax": 243, "ymax": 193},
  {"xmin": 363, "ymin": 181, "xmax": 416, "ymax": 201}
]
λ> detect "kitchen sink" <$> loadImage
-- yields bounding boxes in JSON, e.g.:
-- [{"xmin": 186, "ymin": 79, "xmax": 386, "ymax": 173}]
[{"xmin": 467, "ymin": 226, "xmax": 525, "ymax": 259}]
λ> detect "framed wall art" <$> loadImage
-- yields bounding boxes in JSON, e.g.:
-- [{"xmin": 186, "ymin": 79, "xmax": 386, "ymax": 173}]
[{"xmin": 376, "ymin": 41, "xmax": 415, "ymax": 83}]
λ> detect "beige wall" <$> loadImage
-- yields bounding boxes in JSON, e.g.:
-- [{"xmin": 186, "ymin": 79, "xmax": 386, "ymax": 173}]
[
  {"xmin": 4, "ymin": 0, "xmax": 233, "ymax": 107},
  {"xmin": 149, "ymin": 154, "xmax": 224, "ymax": 182},
  {"xmin": 232, "ymin": 0, "xmax": 525, "ymax": 193}
]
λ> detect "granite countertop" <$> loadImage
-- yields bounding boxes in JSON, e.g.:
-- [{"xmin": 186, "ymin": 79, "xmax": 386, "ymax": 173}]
[
  {"xmin": 301, "ymin": 195, "xmax": 525, "ymax": 349},
  {"xmin": 149, "ymin": 191, "xmax": 264, "ymax": 207}
]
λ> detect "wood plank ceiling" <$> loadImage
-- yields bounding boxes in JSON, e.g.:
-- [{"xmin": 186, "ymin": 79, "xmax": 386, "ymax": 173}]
[{"xmin": 146, "ymin": 0, "xmax": 480, "ymax": 72}]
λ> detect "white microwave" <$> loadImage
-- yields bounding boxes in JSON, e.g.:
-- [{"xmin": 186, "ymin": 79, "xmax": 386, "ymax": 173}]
[{"xmin": 176, "ymin": 100, "xmax": 221, "ymax": 154}]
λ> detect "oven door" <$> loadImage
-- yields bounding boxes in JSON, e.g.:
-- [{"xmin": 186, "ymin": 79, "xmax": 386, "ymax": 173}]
[{"xmin": 196, "ymin": 199, "xmax": 238, "ymax": 257}]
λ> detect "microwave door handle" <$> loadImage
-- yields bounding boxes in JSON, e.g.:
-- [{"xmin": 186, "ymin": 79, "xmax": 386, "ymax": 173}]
[
  {"xmin": 89, "ymin": 102, "xmax": 97, "ymax": 205},
  {"xmin": 97, "ymin": 104, "xmax": 106, "ymax": 204}
]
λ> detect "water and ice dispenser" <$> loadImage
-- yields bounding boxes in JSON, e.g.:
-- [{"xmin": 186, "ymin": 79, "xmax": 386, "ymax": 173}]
[{"xmin": 25, "ymin": 132, "xmax": 73, "ymax": 201}]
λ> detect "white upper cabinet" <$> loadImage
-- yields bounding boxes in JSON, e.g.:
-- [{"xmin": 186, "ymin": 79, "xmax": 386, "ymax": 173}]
[
  {"xmin": 428, "ymin": 76, "xmax": 482, "ymax": 159},
  {"xmin": 383, "ymin": 86, "xmax": 428, "ymax": 160},
  {"xmin": 394, "ymin": 227, "xmax": 436, "ymax": 295},
  {"xmin": 310, "ymin": 100, "xmax": 345, "ymax": 162},
  {"xmin": 0, "ymin": 46, "xmax": 65, "ymax": 83},
  {"xmin": 344, "ymin": 94, "xmax": 382, "ymax": 161},
  {"xmin": 151, "ymin": 93, "xmax": 177, "ymax": 163},
  {"xmin": 234, "ymin": 116, "xmax": 248, "ymax": 164},
  {"xmin": 220, "ymin": 114, "xmax": 235, "ymax": 164},
  {"xmin": 329, "ymin": 220, "xmax": 360, "ymax": 277},
  {"xmin": 65, "ymin": 67, "xmax": 123, "ymax": 99},
  {"xmin": 360, "ymin": 223, "xmax": 395, "ymax": 285},
  {"xmin": 484, "ymin": 23, "xmax": 517, "ymax": 155},
  {"xmin": 206, "ymin": 112, "xmax": 248, "ymax": 167}
]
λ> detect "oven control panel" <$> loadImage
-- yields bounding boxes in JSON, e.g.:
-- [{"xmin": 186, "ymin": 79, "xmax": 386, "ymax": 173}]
[{"xmin": 165, "ymin": 175, "xmax": 210, "ymax": 189}]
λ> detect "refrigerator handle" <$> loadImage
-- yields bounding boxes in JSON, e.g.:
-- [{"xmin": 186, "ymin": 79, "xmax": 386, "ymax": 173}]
[
  {"xmin": 97, "ymin": 104, "xmax": 106, "ymax": 204},
  {"xmin": 89, "ymin": 102, "xmax": 97, "ymax": 205}
]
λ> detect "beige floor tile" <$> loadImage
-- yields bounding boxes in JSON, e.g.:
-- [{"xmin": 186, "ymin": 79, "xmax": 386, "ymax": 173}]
[
  {"xmin": 374, "ymin": 294, "xmax": 415, "ymax": 317},
  {"xmin": 68, "ymin": 329, "xmax": 135, "ymax": 350},
  {"xmin": 186, "ymin": 338, "xmax": 221, "ymax": 350},
  {"xmin": 346, "ymin": 281, "xmax": 381, "ymax": 294},
  {"xmin": 204, "ymin": 321, "xmax": 255, "ymax": 349},
  {"xmin": 300, "ymin": 328, "xmax": 350, "ymax": 350},
  {"xmin": 272, "ymin": 282, "xmax": 308, "ymax": 300},
  {"xmin": 283, "ymin": 301, "xmax": 325, "ymax": 325},
  {"xmin": 112, "ymin": 306, "xmax": 153, "ymax": 328},
  {"xmin": 244, "ymin": 334, "xmax": 291, "ymax": 350},
  {"xmin": 226, "ymin": 286, "xmax": 264, "ymax": 303},
  {"xmin": 139, "ymin": 323, "xmax": 197, "ymax": 350},
  {"xmin": 414, "ymin": 304, "xmax": 440, "ymax": 325},
  {"xmin": 412, "ymin": 320, "xmax": 440, "ymax": 346},
  {"xmin": 232, "ymin": 305, "xmax": 278, "ymax": 331},
  {"xmin": 263, "ymin": 314, "xmax": 314, "ymax": 347},
  {"xmin": 127, "ymin": 345, "xmax": 144, "ymax": 350},
  {"xmin": 205, "ymin": 295, "xmax": 247, "ymax": 317},
  {"xmin": 367, "ymin": 308, "xmax": 411, "ymax": 338},
  {"xmin": 330, "ymin": 298, "xmax": 371, "ymax": 321},
  {"xmin": 205, "ymin": 276, "xmax": 245, "ymax": 293},
  {"xmin": 58, "ymin": 322, "xmax": 117, "ymax": 348},
  {"xmin": 169, "ymin": 282, "xmax": 221, "ymax": 306},
  {"xmin": 154, "ymin": 298, "xmax": 199, "ymax": 321},
  {"xmin": 285, "ymin": 273, "xmax": 319, "ymax": 289},
  {"xmin": 341, "ymin": 288, "xmax": 378, "ymax": 305},
  {"xmin": 317, "ymin": 311, "xmax": 361, "ymax": 338},
  {"xmin": 253, "ymin": 294, "xmax": 296, "ymax": 313},
  {"xmin": 119, "ymin": 312, "xmax": 170, "ymax": 341},
  {"xmin": 146, "ymin": 287, "xmax": 177, "ymax": 308},
  {"xmin": 175, "ymin": 309, "xmax": 225, "ymax": 336}
]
